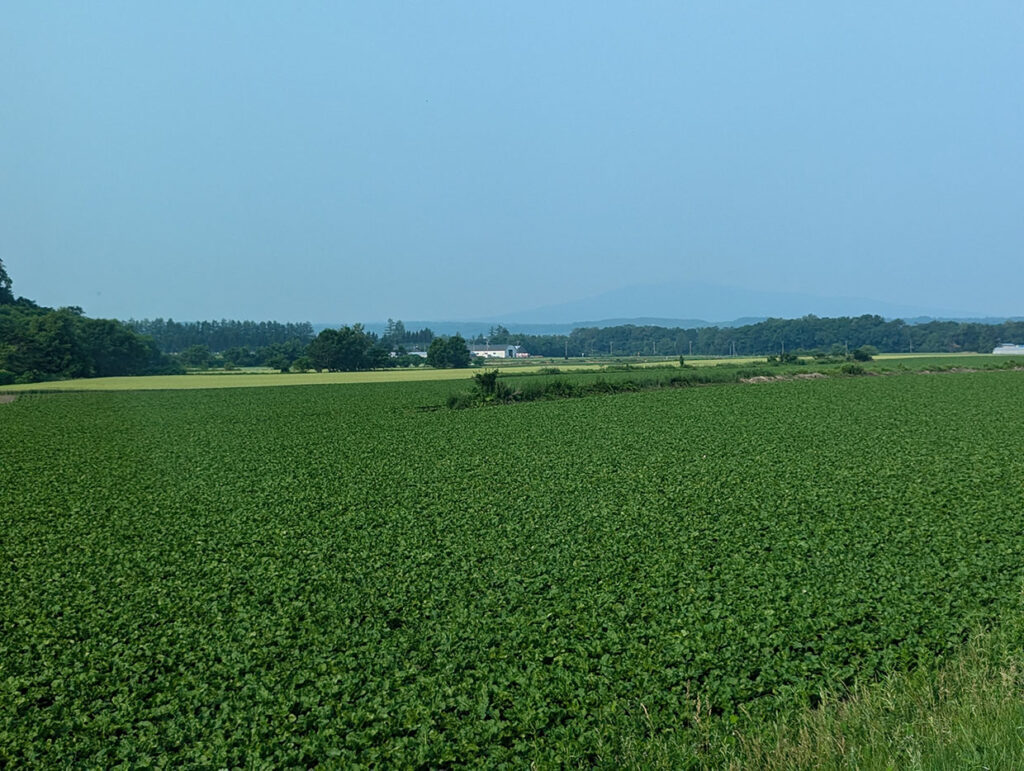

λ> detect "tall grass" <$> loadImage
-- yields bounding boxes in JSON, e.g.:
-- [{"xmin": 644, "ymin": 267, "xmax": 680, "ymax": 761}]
[
  {"xmin": 728, "ymin": 619, "xmax": 1024, "ymax": 769},
  {"xmin": 611, "ymin": 610, "xmax": 1024, "ymax": 769},
  {"xmin": 447, "ymin": 364, "xmax": 799, "ymax": 408}
]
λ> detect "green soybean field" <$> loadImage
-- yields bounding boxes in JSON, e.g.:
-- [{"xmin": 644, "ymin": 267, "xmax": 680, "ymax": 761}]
[{"xmin": 2, "ymin": 372, "xmax": 1024, "ymax": 766}]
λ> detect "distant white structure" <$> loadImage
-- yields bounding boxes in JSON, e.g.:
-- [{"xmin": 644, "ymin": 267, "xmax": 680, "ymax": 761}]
[
  {"xmin": 469, "ymin": 344, "xmax": 529, "ymax": 359},
  {"xmin": 992, "ymin": 343, "xmax": 1024, "ymax": 355},
  {"xmin": 388, "ymin": 350, "xmax": 428, "ymax": 358}
]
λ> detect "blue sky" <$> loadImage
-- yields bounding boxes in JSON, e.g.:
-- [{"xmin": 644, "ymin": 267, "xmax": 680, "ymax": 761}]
[{"xmin": 2, "ymin": 3, "xmax": 1022, "ymax": 322}]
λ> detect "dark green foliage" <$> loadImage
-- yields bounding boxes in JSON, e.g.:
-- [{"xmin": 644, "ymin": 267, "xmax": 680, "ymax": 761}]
[
  {"xmin": 222, "ymin": 345, "xmax": 256, "ymax": 367},
  {"xmin": 0, "ymin": 307, "xmax": 174, "ymax": 382},
  {"xmin": 468, "ymin": 370, "xmax": 520, "ymax": 403},
  {"xmin": 457, "ymin": 315, "xmax": 1024, "ymax": 358},
  {"xmin": 3, "ymin": 374, "xmax": 1024, "ymax": 765},
  {"xmin": 76, "ymin": 318, "xmax": 165, "ymax": 377},
  {"xmin": 472, "ymin": 368, "xmax": 500, "ymax": 395},
  {"xmin": 0, "ymin": 263, "xmax": 178, "ymax": 382},
  {"xmin": 841, "ymin": 363, "xmax": 866, "ymax": 375},
  {"xmin": 449, "ymin": 364, "xmax": 797, "ymax": 408},
  {"xmin": 445, "ymin": 391, "xmax": 478, "ymax": 409},
  {"xmin": 128, "ymin": 318, "xmax": 315, "ymax": 353},
  {"xmin": 381, "ymin": 318, "xmax": 434, "ymax": 349},
  {"xmin": 178, "ymin": 343, "xmax": 214, "ymax": 369},
  {"xmin": 306, "ymin": 324, "xmax": 379, "ymax": 372},
  {"xmin": 265, "ymin": 354, "xmax": 292, "ymax": 373},
  {"xmin": 388, "ymin": 351, "xmax": 430, "ymax": 368},
  {"xmin": 427, "ymin": 334, "xmax": 471, "ymax": 368},
  {"xmin": 0, "ymin": 259, "xmax": 13, "ymax": 305}
]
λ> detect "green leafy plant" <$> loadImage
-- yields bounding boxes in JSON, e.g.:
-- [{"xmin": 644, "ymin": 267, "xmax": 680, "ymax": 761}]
[{"xmin": 3, "ymin": 373, "xmax": 1024, "ymax": 766}]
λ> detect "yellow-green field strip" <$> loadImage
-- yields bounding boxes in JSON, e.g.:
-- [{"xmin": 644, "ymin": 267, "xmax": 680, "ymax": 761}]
[
  {"xmin": 0, "ymin": 368, "xmax": 479, "ymax": 391},
  {"xmin": 0, "ymin": 352, "xmax": 993, "ymax": 392}
]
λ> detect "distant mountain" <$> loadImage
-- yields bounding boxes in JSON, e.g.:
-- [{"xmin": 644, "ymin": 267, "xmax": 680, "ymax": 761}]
[
  {"xmin": 488, "ymin": 281, "xmax": 983, "ymax": 326},
  {"xmin": 326, "ymin": 311, "xmax": 1024, "ymax": 340},
  {"xmin": 352, "ymin": 317, "xmax": 737, "ymax": 339},
  {"xmin": 902, "ymin": 315, "xmax": 1024, "ymax": 326},
  {"xmin": 320, "ymin": 282, "xmax": 1005, "ymax": 338}
]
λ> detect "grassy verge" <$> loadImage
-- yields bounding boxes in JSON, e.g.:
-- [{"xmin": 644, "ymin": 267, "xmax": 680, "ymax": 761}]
[
  {"xmin": 727, "ymin": 616, "xmax": 1024, "ymax": 769},
  {"xmin": 611, "ymin": 608, "xmax": 1024, "ymax": 769}
]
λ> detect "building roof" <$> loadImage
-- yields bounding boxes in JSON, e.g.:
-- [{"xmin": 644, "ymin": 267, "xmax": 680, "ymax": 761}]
[{"xmin": 468, "ymin": 344, "xmax": 522, "ymax": 352}]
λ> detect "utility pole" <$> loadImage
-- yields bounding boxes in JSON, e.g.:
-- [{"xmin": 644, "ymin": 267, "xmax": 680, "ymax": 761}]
[{"xmin": 689, "ymin": 340, "xmax": 693, "ymax": 356}]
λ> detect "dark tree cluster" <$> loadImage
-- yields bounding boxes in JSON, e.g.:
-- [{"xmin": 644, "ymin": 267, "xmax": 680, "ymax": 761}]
[
  {"xmin": 305, "ymin": 325, "xmax": 387, "ymax": 372},
  {"xmin": 128, "ymin": 318, "xmax": 315, "ymax": 353},
  {"xmin": 426, "ymin": 334, "xmax": 472, "ymax": 369},
  {"xmin": 0, "ymin": 260, "xmax": 179, "ymax": 385},
  {"xmin": 380, "ymin": 318, "xmax": 435, "ymax": 350}
]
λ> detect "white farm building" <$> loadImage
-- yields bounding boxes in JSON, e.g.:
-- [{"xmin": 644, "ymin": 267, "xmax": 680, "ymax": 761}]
[
  {"xmin": 993, "ymin": 343, "xmax": 1024, "ymax": 355},
  {"xmin": 469, "ymin": 344, "xmax": 529, "ymax": 359}
]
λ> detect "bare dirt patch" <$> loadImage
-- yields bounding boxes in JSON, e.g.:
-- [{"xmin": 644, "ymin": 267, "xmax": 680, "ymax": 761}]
[
  {"xmin": 0, "ymin": 394, "xmax": 16, "ymax": 404},
  {"xmin": 794, "ymin": 372, "xmax": 827, "ymax": 380}
]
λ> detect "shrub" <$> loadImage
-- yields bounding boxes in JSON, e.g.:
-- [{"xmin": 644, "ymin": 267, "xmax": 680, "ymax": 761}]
[
  {"xmin": 840, "ymin": 363, "xmax": 866, "ymax": 375},
  {"xmin": 472, "ymin": 370, "xmax": 500, "ymax": 397},
  {"xmin": 446, "ymin": 393, "xmax": 477, "ymax": 409}
]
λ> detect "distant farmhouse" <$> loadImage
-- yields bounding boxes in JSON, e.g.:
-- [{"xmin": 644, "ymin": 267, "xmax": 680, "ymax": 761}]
[
  {"xmin": 469, "ymin": 344, "xmax": 529, "ymax": 359},
  {"xmin": 992, "ymin": 343, "xmax": 1024, "ymax": 355}
]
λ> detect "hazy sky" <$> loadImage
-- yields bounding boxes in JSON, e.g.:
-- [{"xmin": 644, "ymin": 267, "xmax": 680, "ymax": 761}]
[{"xmin": 3, "ymin": 3, "xmax": 1022, "ymax": 322}]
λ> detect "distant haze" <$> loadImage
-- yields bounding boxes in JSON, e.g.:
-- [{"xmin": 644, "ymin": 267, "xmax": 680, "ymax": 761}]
[
  {"xmin": 3, "ymin": 4, "xmax": 1022, "ymax": 322},
  {"xmin": 488, "ymin": 282, "xmax": 984, "ymax": 326},
  {"xmin": 351, "ymin": 280, "xmax": 993, "ymax": 339}
]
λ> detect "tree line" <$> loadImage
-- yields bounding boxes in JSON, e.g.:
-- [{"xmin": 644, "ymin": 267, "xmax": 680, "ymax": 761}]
[
  {"xmin": 128, "ymin": 318, "xmax": 316, "ymax": 353},
  {"xmin": 480, "ymin": 315, "xmax": 1024, "ymax": 357},
  {"xmin": 0, "ymin": 261, "xmax": 179, "ymax": 384},
  {"xmin": 177, "ymin": 313, "xmax": 1019, "ymax": 371},
  {"xmin": 170, "ymin": 323, "xmax": 468, "ymax": 373},
  {"xmin": 275, "ymin": 327, "xmax": 469, "ymax": 372},
  {"xmin": 4, "ymin": 253, "xmax": 1021, "ymax": 385}
]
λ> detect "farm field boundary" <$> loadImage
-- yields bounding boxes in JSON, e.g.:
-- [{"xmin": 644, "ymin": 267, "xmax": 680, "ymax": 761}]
[
  {"xmin": 3, "ymin": 373, "xmax": 1024, "ymax": 765},
  {"xmin": 446, "ymin": 355, "xmax": 1024, "ymax": 408},
  {"xmin": 0, "ymin": 353, "xmax": 1012, "ymax": 393}
]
